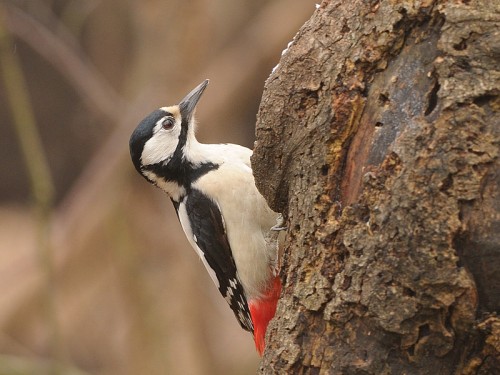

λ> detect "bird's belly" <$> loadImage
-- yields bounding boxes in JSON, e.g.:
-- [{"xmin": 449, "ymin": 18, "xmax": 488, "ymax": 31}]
[{"xmin": 193, "ymin": 164, "xmax": 278, "ymax": 299}]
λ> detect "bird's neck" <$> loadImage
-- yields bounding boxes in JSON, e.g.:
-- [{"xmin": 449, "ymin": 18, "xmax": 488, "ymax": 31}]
[{"xmin": 146, "ymin": 137, "xmax": 220, "ymax": 202}]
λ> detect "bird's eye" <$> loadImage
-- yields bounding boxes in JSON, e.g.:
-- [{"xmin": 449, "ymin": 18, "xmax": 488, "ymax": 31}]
[{"xmin": 162, "ymin": 117, "xmax": 175, "ymax": 130}]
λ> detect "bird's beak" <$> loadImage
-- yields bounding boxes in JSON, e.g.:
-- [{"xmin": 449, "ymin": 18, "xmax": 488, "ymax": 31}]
[{"xmin": 179, "ymin": 79, "xmax": 209, "ymax": 123}]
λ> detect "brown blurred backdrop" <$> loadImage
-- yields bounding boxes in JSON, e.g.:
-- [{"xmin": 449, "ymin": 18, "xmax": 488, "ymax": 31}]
[{"xmin": 0, "ymin": 0, "xmax": 316, "ymax": 374}]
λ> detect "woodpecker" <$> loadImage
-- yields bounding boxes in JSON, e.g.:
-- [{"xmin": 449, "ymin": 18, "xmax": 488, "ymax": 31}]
[{"xmin": 129, "ymin": 80, "xmax": 281, "ymax": 355}]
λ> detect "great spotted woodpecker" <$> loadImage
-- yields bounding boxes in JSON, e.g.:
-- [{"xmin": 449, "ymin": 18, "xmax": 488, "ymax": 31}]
[{"xmin": 129, "ymin": 80, "xmax": 281, "ymax": 355}]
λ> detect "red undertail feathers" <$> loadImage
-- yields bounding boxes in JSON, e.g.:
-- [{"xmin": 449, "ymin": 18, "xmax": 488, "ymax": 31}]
[{"xmin": 248, "ymin": 275, "xmax": 282, "ymax": 355}]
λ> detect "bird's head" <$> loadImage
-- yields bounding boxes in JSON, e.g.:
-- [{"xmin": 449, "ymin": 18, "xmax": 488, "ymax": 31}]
[{"xmin": 129, "ymin": 80, "xmax": 209, "ymax": 182}]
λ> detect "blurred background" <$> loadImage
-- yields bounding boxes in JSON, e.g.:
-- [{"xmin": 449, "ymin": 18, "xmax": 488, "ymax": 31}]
[{"xmin": 0, "ymin": 0, "xmax": 316, "ymax": 374}]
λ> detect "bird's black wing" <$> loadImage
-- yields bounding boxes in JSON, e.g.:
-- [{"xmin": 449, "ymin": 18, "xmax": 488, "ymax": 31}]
[{"xmin": 176, "ymin": 188, "xmax": 253, "ymax": 332}]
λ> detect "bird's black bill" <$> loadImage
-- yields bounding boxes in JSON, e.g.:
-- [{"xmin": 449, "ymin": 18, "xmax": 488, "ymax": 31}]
[{"xmin": 179, "ymin": 79, "xmax": 209, "ymax": 123}]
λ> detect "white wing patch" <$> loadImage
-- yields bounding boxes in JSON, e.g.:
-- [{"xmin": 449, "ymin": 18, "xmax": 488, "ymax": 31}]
[{"xmin": 215, "ymin": 201, "xmax": 226, "ymax": 232}]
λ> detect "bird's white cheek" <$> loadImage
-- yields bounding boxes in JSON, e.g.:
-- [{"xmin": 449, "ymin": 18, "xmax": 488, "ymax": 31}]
[{"xmin": 141, "ymin": 130, "xmax": 179, "ymax": 165}]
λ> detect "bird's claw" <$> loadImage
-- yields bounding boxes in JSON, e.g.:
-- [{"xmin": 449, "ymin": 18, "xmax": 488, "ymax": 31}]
[{"xmin": 271, "ymin": 214, "xmax": 287, "ymax": 232}]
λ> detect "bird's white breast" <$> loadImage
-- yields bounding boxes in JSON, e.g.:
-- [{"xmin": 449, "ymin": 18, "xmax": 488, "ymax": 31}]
[{"xmin": 190, "ymin": 143, "xmax": 278, "ymax": 299}]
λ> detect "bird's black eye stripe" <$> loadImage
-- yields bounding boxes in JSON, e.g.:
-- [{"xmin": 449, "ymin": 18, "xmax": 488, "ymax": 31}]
[{"xmin": 162, "ymin": 116, "xmax": 175, "ymax": 130}]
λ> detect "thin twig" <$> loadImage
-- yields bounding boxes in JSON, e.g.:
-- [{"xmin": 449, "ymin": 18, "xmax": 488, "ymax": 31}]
[
  {"xmin": 0, "ymin": 7, "xmax": 64, "ymax": 375},
  {"xmin": 2, "ymin": 3, "xmax": 125, "ymax": 122}
]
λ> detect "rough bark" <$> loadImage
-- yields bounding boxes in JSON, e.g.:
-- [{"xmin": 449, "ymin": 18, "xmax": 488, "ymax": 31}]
[{"xmin": 252, "ymin": 0, "xmax": 499, "ymax": 374}]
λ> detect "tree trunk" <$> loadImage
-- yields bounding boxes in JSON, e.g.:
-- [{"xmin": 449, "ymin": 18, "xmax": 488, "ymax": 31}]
[{"xmin": 252, "ymin": 0, "xmax": 499, "ymax": 373}]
